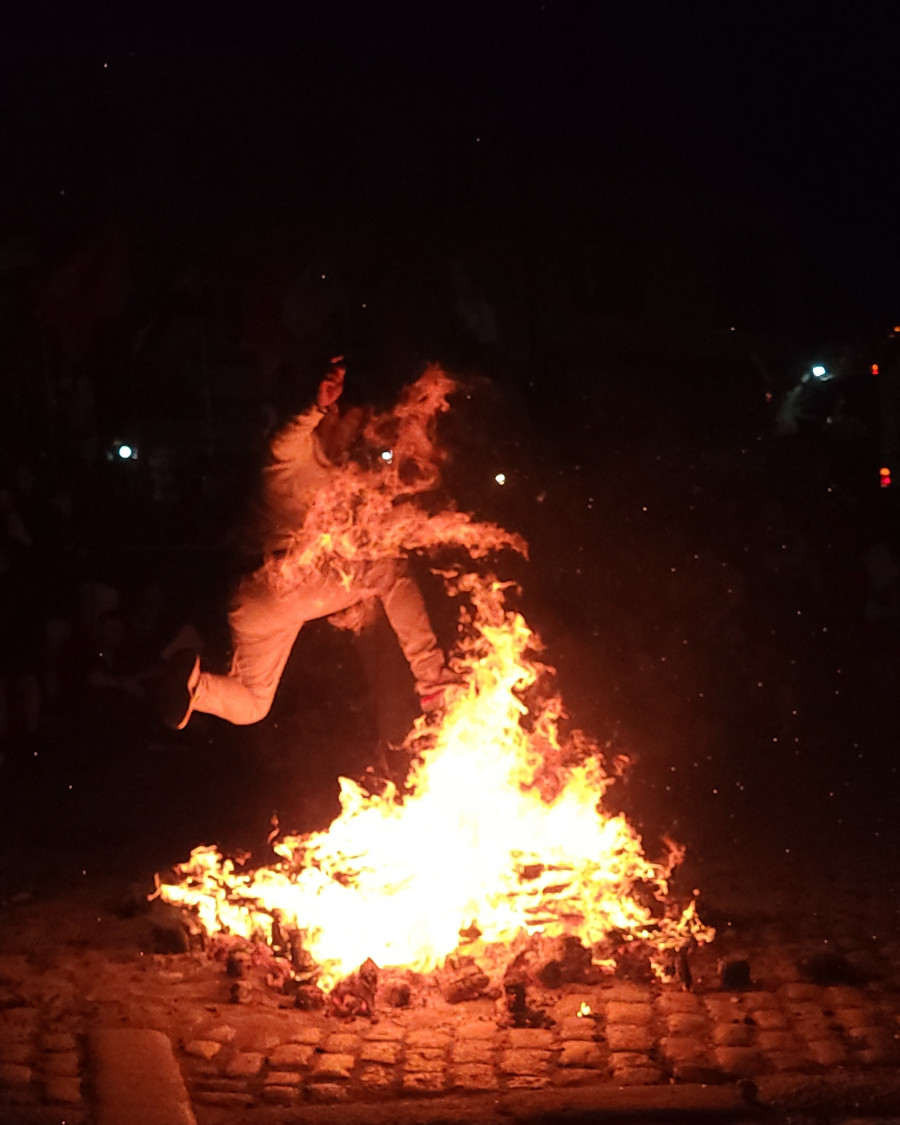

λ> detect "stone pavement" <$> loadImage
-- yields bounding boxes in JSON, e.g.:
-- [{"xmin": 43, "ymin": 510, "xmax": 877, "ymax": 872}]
[{"xmin": 1, "ymin": 860, "xmax": 900, "ymax": 1123}]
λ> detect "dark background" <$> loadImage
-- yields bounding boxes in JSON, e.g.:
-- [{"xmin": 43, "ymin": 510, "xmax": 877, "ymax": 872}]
[{"xmin": 1, "ymin": 2, "xmax": 899, "ymax": 888}]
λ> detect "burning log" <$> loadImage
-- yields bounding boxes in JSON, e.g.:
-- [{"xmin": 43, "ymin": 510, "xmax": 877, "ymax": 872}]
[
  {"xmin": 330, "ymin": 957, "xmax": 379, "ymax": 1018},
  {"xmin": 438, "ymin": 957, "xmax": 492, "ymax": 1004},
  {"xmin": 378, "ymin": 978, "xmax": 412, "ymax": 1008},
  {"xmin": 294, "ymin": 983, "xmax": 326, "ymax": 1011}
]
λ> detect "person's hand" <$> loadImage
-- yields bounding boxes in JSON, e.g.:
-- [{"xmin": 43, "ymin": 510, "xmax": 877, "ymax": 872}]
[{"xmin": 316, "ymin": 356, "xmax": 346, "ymax": 412}]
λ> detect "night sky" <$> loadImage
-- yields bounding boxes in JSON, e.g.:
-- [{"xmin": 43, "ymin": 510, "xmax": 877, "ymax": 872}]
[{"xmin": 3, "ymin": 1, "xmax": 900, "ymax": 345}]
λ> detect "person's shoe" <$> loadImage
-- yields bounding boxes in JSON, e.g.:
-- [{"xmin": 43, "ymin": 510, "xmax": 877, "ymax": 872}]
[
  {"xmin": 158, "ymin": 649, "xmax": 201, "ymax": 730},
  {"xmin": 419, "ymin": 671, "xmax": 464, "ymax": 716}
]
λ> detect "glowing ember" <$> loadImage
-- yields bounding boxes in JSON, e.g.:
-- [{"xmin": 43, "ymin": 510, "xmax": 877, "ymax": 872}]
[{"xmin": 156, "ymin": 367, "xmax": 713, "ymax": 994}]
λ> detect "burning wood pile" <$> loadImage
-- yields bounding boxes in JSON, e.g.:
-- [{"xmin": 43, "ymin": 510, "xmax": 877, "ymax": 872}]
[{"xmin": 154, "ymin": 367, "xmax": 713, "ymax": 1017}]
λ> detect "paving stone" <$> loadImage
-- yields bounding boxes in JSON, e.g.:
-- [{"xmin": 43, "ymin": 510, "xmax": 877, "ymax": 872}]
[
  {"xmin": 240, "ymin": 1028, "xmax": 282, "ymax": 1053},
  {"xmin": 767, "ymin": 1051, "xmax": 815, "ymax": 1073},
  {"xmin": 193, "ymin": 1078, "xmax": 250, "ymax": 1094},
  {"xmin": 451, "ymin": 1063, "xmax": 499, "ymax": 1090},
  {"xmin": 0, "ymin": 1043, "xmax": 32, "ymax": 1065},
  {"xmin": 195, "ymin": 1091, "xmax": 254, "ymax": 1108},
  {"xmin": 827, "ymin": 986, "xmax": 869, "ymax": 1007},
  {"xmin": 307, "ymin": 1082, "xmax": 351, "ymax": 1103},
  {"xmin": 405, "ymin": 1052, "xmax": 446, "ymax": 1072},
  {"xmin": 0, "ymin": 1024, "xmax": 33, "ymax": 1051},
  {"xmin": 223, "ymin": 1051, "xmax": 263, "ymax": 1078},
  {"xmin": 554, "ymin": 993, "xmax": 597, "ymax": 1017},
  {"xmin": 553, "ymin": 1067, "xmax": 602, "ymax": 1087},
  {"xmin": 500, "ymin": 1048, "xmax": 551, "ymax": 1074},
  {"xmin": 659, "ymin": 1036, "xmax": 707, "ymax": 1065},
  {"xmin": 751, "ymin": 1008, "xmax": 790, "ymax": 1030},
  {"xmin": 614, "ymin": 1065, "xmax": 665, "ymax": 1085},
  {"xmin": 712, "ymin": 1021, "xmax": 754, "ymax": 1047},
  {"xmin": 507, "ymin": 1027, "xmax": 555, "ymax": 1049},
  {"xmin": 558, "ymin": 1041, "xmax": 603, "ymax": 1068},
  {"xmin": 835, "ymin": 1007, "xmax": 875, "ymax": 1030},
  {"xmin": 42, "ymin": 1051, "xmax": 79, "ymax": 1076},
  {"xmin": 323, "ymin": 1031, "xmax": 360, "ymax": 1052},
  {"xmin": 665, "ymin": 1012, "xmax": 707, "ymax": 1035},
  {"xmin": 655, "ymin": 992, "xmax": 701, "ymax": 1015},
  {"xmin": 43, "ymin": 1075, "xmax": 82, "ymax": 1104},
  {"xmin": 606, "ymin": 1024, "xmax": 654, "ymax": 1052},
  {"xmin": 268, "ymin": 1042, "xmax": 313, "ymax": 1068},
  {"xmin": 712, "ymin": 1046, "xmax": 762, "ymax": 1077},
  {"xmin": 360, "ymin": 1039, "xmax": 401, "ymax": 1064},
  {"xmin": 362, "ymin": 1022, "xmax": 406, "ymax": 1041},
  {"xmin": 601, "ymin": 983, "xmax": 652, "ymax": 1002},
  {"xmin": 402, "ymin": 1070, "xmax": 446, "ymax": 1093},
  {"xmin": 556, "ymin": 1016, "xmax": 597, "ymax": 1041},
  {"xmin": 203, "ymin": 1024, "xmax": 236, "ymax": 1044},
  {"xmin": 856, "ymin": 1045, "xmax": 897, "ymax": 1065},
  {"xmin": 741, "ymin": 992, "xmax": 781, "ymax": 1011},
  {"xmin": 505, "ymin": 1074, "xmax": 550, "ymax": 1089},
  {"xmin": 0, "ymin": 1063, "xmax": 32, "ymax": 1086},
  {"xmin": 606, "ymin": 1002, "xmax": 653, "ymax": 1025},
  {"xmin": 359, "ymin": 1063, "xmax": 394, "ymax": 1088},
  {"xmin": 262, "ymin": 1084, "xmax": 300, "ymax": 1105},
  {"xmin": 451, "ymin": 1039, "xmax": 494, "ymax": 1063},
  {"xmin": 845, "ymin": 1025, "xmax": 895, "ymax": 1048},
  {"xmin": 0, "ymin": 1008, "xmax": 38, "ymax": 1029},
  {"xmin": 456, "ymin": 1019, "xmax": 497, "ymax": 1039},
  {"xmin": 183, "ymin": 1039, "xmax": 221, "ymax": 1060},
  {"xmin": 778, "ymin": 983, "xmax": 824, "ymax": 1002},
  {"xmin": 310, "ymin": 1052, "xmax": 354, "ymax": 1080},
  {"xmin": 40, "ymin": 1032, "xmax": 77, "ymax": 1053},
  {"xmin": 792, "ymin": 1017, "xmax": 834, "ymax": 1042},
  {"xmin": 704, "ymin": 996, "xmax": 742, "ymax": 1020},
  {"xmin": 406, "ymin": 1028, "xmax": 451, "ymax": 1048},
  {"xmin": 289, "ymin": 1026, "xmax": 324, "ymax": 1045},
  {"xmin": 788, "ymin": 1001, "xmax": 827, "ymax": 1022},
  {"xmin": 264, "ymin": 1069, "xmax": 303, "ymax": 1086},
  {"xmin": 757, "ymin": 1030, "xmax": 801, "ymax": 1053}
]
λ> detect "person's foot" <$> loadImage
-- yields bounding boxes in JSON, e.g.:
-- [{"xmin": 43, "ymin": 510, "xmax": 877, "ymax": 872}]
[
  {"xmin": 419, "ymin": 671, "xmax": 463, "ymax": 716},
  {"xmin": 158, "ymin": 649, "xmax": 201, "ymax": 730}
]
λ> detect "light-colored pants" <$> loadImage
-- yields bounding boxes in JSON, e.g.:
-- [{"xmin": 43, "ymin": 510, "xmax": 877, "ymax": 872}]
[{"xmin": 192, "ymin": 557, "xmax": 445, "ymax": 725}]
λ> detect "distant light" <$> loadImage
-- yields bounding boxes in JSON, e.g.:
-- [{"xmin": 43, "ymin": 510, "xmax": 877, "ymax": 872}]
[
  {"xmin": 494, "ymin": 472, "xmax": 506, "ymax": 485},
  {"xmin": 880, "ymin": 466, "xmax": 892, "ymax": 488},
  {"xmin": 872, "ymin": 364, "xmax": 880, "ymax": 376},
  {"xmin": 117, "ymin": 444, "xmax": 134, "ymax": 460},
  {"xmin": 380, "ymin": 449, "xmax": 393, "ymax": 463},
  {"xmin": 811, "ymin": 365, "xmax": 827, "ymax": 378},
  {"xmin": 321, "ymin": 274, "xmax": 326, "ymax": 280}
]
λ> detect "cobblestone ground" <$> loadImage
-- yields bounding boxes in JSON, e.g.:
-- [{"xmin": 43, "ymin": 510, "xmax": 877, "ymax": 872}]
[{"xmin": 1, "ymin": 857, "xmax": 899, "ymax": 1122}]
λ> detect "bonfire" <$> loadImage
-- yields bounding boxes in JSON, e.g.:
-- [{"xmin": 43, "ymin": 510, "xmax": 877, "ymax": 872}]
[{"xmin": 155, "ymin": 366, "xmax": 713, "ymax": 1010}]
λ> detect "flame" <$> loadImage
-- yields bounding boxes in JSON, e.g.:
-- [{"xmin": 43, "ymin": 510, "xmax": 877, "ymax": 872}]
[{"xmin": 158, "ymin": 366, "xmax": 712, "ymax": 990}]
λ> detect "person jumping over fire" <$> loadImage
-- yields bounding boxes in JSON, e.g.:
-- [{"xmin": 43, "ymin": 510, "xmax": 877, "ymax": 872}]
[{"xmin": 158, "ymin": 357, "xmax": 453, "ymax": 731}]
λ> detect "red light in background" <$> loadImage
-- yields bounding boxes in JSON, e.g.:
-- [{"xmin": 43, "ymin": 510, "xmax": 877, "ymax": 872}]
[
  {"xmin": 880, "ymin": 466, "xmax": 892, "ymax": 489},
  {"xmin": 872, "ymin": 363, "xmax": 880, "ymax": 375}
]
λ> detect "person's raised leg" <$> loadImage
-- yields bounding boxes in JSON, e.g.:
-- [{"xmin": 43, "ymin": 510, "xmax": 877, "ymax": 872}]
[{"xmin": 364, "ymin": 559, "xmax": 449, "ymax": 706}]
